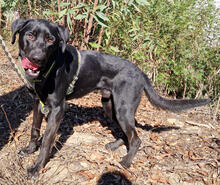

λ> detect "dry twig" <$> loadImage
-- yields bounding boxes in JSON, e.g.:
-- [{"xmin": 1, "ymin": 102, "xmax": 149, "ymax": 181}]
[{"xmin": 1, "ymin": 104, "xmax": 15, "ymax": 138}]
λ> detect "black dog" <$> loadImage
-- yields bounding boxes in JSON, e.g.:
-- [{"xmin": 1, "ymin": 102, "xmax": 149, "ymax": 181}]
[{"xmin": 11, "ymin": 18, "xmax": 210, "ymax": 177}]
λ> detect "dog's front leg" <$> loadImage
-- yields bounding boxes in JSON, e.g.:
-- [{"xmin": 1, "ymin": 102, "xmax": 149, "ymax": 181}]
[
  {"xmin": 27, "ymin": 100, "xmax": 65, "ymax": 178},
  {"xmin": 19, "ymin": 99, "xmax": 43, "ymax": 156}
]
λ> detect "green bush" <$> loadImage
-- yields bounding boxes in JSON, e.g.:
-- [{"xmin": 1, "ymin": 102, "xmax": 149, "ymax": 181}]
[
  {"xmin": 0, "ymin": 0, "xmax": 219, "ymax": 100},
  {"xmin": 101, "ymin": 0, "xmax": 219, "ymax": 99}
]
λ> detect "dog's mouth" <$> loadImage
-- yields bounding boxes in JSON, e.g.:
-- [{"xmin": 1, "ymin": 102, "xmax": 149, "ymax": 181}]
[{"xmin": 22, "ymin": 57, "xmax": 40, "ymax": 77}]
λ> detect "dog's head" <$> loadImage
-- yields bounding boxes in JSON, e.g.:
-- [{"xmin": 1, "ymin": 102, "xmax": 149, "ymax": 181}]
[{"xmin": 11, "ymin": 18, "xmax": 69, "ymax": 78}]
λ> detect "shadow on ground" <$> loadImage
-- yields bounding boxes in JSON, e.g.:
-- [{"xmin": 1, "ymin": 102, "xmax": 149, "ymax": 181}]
[
  {"xmin": 0, "ymin": 87, "xmax": 179, "ymax": 157},
  {"xmin": 0, "ymin": 86, "xmax": 33, "ymax": 150}
]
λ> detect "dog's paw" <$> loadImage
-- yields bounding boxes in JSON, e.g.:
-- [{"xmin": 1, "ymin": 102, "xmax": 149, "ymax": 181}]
[
  {"xmin": 105, "ymin": 142, "xmax": 118, "ymax": 152},
  {"xmin": 18, "ymin": 145, "xmax": 37, "ymax": 157},
  {"xmin": 119, "ymin": 159, "xmax": 131, "ymax": 169},
  {"xmin": 18, "ymin": 147, "xmax": 32, "ymax": 157},
  {"xmin": 105, "ymin": 139, "xmax": 124, "ymax": 152},
  {"xmin": 27, "ymin": 164, "xmax": 41, "ymax": 178},
  {"xmin": 18, "ymin": 149, "xmax": 29, "ymax": 157}
]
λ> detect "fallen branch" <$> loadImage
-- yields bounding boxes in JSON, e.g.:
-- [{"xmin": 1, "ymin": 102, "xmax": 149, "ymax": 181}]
[
  {"xmin": 1, "ymin": 104, "xmax": 15, "ymax": 138},
  {"xmin": 185, "ymin": 120, "xmax": 214, "ymax": 129}
]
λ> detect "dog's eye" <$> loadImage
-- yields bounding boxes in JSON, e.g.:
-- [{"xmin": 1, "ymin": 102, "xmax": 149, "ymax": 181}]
[
  {"xmin": 46, "ymin": 37, "xmax": 54, "ymax": 43},
  {"xmin": 28, "ymin": 33, "xmax": 35, "ymax": 40}
]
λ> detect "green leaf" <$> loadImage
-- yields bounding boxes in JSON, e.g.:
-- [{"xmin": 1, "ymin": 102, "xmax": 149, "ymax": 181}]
[
  {"xmin": 89, "ymin": 42, "xmax": 101, "ymax": 49},
  {"xmin": 132, "ymin": 4, "xmax": 141, "ymax": 12},
  {"xmin": 72, "ymin": 3, "xmax": 87, "ymax": 9},
  {"xmin": 59, "ymin": 2, "xmax": 71, "ymax": 8},
  {"xmin": 128, "ymin": 0, "xmax": 135, "ymax": 6},
  {"xmin": 58, "ymin": 9, "xmax": 67, "ymax": 19},
  {"xmin": 93, "ymin": 14, "xmax": 108, "ymax": 27},
  {"xmin": 96, "ymin": 11, "xmax": 109, "ymax": 21},
  {"xmin": 110, "ymin": 46, "xmax": 120, "ymax": 53},
  {"xmin": 67, "ymin": 13, "xmax": 72, "ymax": 29},
  {"xmin": 93, "ymin": 5, "xmax": 107, "ymax": 12},
  {"xmin": 135, "ymin": 0, "xmax": 150, "ymax": 6},
  {"xmin": 0, "ymin": 1, "xmax": 5, "ymax": 6},
  {"xmin": 43, "ymin": 10, "xmax": 58, "ymax": 16},
  {"xmin": 68, "ymin": 9, "xmax": 76, "ymax": 14},
  {"xmin": 74, "ymin": 13, "xmax": 87, "ymax": 20}
]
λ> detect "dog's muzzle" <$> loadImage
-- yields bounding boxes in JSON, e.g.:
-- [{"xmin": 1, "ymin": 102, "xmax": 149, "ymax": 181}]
[{"xmin": 22, "ymin": 57, "xmax": 40, "ymax": 77}]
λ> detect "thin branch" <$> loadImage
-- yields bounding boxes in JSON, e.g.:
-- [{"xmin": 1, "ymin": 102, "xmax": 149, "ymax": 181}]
[
  {"xmin": 97, "ymin": 0, "xmax": 110, "ymax": 51},
  {"xmin": 27, "ymin": 0, "xmax": 32, "ymax": 17},
  {"xmin": 1, "ymin": 104, "xmax": 15, "ymax": 137},
  {"xmin": 82, "ymin": 0, "xmax": 98, "ymax": 49}
]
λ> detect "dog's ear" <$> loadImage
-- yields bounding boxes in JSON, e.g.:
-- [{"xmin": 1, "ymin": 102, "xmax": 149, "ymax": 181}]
[
  {"xmin": 57, "ymin": 25, "xmax": 70, "ymax": 53},
  {"xmin": 11, "ymin": 18, "xmax": 31, "ymax": 44}
]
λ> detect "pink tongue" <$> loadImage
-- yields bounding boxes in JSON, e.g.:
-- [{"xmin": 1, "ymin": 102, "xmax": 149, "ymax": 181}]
[{"xmin": 22, "ymin": 57, "xmax": 39, "ymax": 71}]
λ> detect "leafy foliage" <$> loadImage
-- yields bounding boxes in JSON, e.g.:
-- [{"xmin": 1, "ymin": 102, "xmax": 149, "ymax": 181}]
[
  {"xmin": 101, "ymin": 0, "xmax": 219, "ymax": 99},
  {"xmin": 0, "ymin": 0, "xmax": 219, "ymax": 99}
]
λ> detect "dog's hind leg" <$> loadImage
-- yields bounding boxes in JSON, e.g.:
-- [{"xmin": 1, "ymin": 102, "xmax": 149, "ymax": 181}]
[
  {"xmin": 115, "ymin": 111, "xmax": 141, "ymax": 168},
  {"xmin": 101, "ymin": 89, "xmax": 126, "ymax": 151},
  {"xmin": 111, "ymin": 81, "xmax": 143, "ymax": 168},
  {"xmin": 19, "ymin": 99, "xmax": 43, "ymax": 156}
]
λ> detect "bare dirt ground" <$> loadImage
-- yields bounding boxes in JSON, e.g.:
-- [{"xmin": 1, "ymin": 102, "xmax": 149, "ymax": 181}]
[{"xmin": 0, "ymin": 42, "xmax": 219, "ymax": 185}]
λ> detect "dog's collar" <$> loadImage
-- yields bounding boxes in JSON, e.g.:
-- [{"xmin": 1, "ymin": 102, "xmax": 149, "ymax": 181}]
[
  {"xmin": 38, "ymin": 50, "xmax": 81, "ymax": 113},
  {"xmin": 32, "ymin": 61, "xmax": 55, "ymax": 114},
  {"xmin": 66, "ymin": 50, "xmax": 81, "ymax": 95}
]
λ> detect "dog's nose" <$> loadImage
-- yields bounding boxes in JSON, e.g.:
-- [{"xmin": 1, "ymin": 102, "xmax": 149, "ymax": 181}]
[{"xmin": 30, "ymin": 54, "xmax": 44, "ymax": 64}]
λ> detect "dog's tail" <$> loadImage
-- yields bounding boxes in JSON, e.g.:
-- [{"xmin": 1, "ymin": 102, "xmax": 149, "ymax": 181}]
[{"xmin": 142, "ymin": 73, "xmax": 210, "ymax": 112}]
